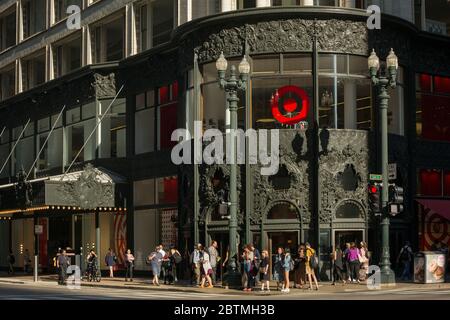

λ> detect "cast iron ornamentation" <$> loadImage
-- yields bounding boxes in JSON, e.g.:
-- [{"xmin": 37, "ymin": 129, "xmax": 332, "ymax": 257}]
[
  {"xmin": 319, "ymin": 130, "xmax": 369, "ymax": 223},
  {"xmin": 252, "ymin": 130, "xmax": 311, "ymax": 225},
  {"xmin": 56, "ymin": 164, "xmax": 115, "ymax": 210},
  {"xmin": 92, "ymin": 73, "xmax": 116, "ymax": 98},
  {"xmin": 194, "ymin": 19, "xmax": 367, "ymax": 64}
]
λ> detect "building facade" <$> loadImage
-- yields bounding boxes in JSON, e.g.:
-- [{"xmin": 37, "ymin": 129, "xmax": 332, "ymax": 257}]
[{"xmin": 0, "ymin": 0, "xmax": 449, "ymax": 279}]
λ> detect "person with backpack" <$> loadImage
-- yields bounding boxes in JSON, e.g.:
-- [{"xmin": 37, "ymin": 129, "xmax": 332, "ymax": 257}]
[
  {"xmin": 331, "ymin": 245, "xmax": 346, "ymax": 286},
  {"xmin": 306, "ymin": 243, "xmax": 319, "ymax": 290},
  {"xmin": 397, "ymin": 241, "xmax": 413, "ymax": 281},
  {"xmin": 170, "ymin": 247, "xmax": 182, "ymax": 283},
  {"xmin": 7, "ymin": 249, "xmax": 15, "ymax": 275},
  {"xmin": 208, "ymin": 241, "xmax": 219, "ymax": 285},
  {"xmin": 273, "ymin": 246, "xmax": 285, "ymax": 291},
  {"xmin": 259, "ymin": 250, "xmax": 270, "ymax": 292},
  {"xmin": 105, "ymin": 248, "xmax": 117, "ymax": 278},
  {"xmin": 190, "ymin": 243, "xmax": 203, "ymax": 286},
  {"xmin": 282, "ymin": 248, "xmax": 293, "ymax": 293},
  {"xmin": 294, "ymin": 246, "xmax": 307, "ymax": 289}
]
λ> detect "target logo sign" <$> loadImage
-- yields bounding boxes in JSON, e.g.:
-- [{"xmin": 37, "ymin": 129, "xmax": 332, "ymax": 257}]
[{"xmin": 271, "ymin": 85, "xmax": 310, "ymax": 125}]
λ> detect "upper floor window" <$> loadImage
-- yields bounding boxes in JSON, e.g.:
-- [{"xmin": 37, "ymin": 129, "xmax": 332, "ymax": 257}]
[
  {"xmin": 91, "ymin": 13, "xmax": 125, "ymax": 63},
  {"xmin": 22, "ymin": 0, "xmax": 46, "ymax": 39},
  {"xmin": 22, "ymin": 50, "xmax": 46, "ymax": 92},
  {"xmin": 152, "ymin": 0, "xmax": 174, "ymax": 46},
  {"xmin": 424, "ymin": 0, "xmax": 450, "ymax": 36},
  {"xmin": 99, "ymin": 99, "xmax": 126, "ymax": 158},
  {"xmin": 416, "ymin": 74, "xmax": 450, "ymax": 142},
  {"xmin": 0, "ymin": 7, "xmax": 16, "ymax": 51},
  {"xmin": 417, "ymin": 168, "xmax": 450, "ymax": 198},
  {"xmin": 0, "ymin": 65, "xmax": 15, "ymax": 101},
  {"xmin": 53, "ymin": 33, "xmax": 82, "ymax": 78},
  {"xmin": 54, "ymin": 0, "xmax": 83, "ymax": 23}
]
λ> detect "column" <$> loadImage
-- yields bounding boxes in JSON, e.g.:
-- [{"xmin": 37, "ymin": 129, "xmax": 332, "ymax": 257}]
[
  {"xmin": 125, "ymin": 2, "xmax": 137, "ymax": 57},
  {"xmin": 301, "ymin": 0, "xmax": 314, "ymax": 6},
  {"xmin": 82, "ymin": 25, "xmax": 92, "ymax": 66},
  {"xmin": 221, "ymin": 0, "xmax": 236, "ymax": 12},
  {"xmin": 45, "ymin": 45, "xmax": 53, "ymax": 82},
  {"xmin": 16, "ymin": 0, "xmax": 23, "ymax": 44},
  {"xmin": 256, "ymin": 0, "xmax": 271, "ymax": 7},
  {"xmin": 344, "ymin": 79, "xmax": 357, "ymax": 129},
  {"xmin": 15, "ymin": 58, "xmax": 22, "ymax": 94}
]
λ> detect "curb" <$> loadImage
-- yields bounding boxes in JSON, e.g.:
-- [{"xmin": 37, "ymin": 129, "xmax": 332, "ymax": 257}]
[{"xmin": 0, "ymin": 279, "xmax": 25, "ymax": 284}]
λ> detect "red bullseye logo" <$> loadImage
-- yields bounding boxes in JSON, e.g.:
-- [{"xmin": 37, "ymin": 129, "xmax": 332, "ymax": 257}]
[{"xmin": 271, "ymin": 85, "xmax": 310, "ymax": 125}]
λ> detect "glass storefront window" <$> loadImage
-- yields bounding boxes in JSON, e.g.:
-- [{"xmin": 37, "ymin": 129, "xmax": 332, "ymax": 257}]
[
  {"xmin": 66, "ymin": 119, "xmax": 96, "ymax": 163},
  {"xmin": 99, "ymin": 99, "xmax": 126, "ymax": 158},
  {"xmin": 252, "ymin": 76, "xmax": 313, "ymax": 129},
  {"xmin": 416, "ymin": 74, "xmax": 450, "ymax": 142},
  {"xmin": 418, "ymin": 169, "xmax": 443, "ymax": 197}
]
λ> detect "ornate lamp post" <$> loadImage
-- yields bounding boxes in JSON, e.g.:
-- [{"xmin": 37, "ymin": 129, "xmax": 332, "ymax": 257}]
[
  {"xmin": 368, "ymin": 48, "xmax": 398, "ymax": 285},
  {"xmin": 216, "ymin": 52, "xmax": 250, "ymax": 288}
]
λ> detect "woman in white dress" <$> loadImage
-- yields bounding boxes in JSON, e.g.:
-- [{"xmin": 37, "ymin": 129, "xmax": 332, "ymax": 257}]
[{"xmin": 200, "ymin": 247, "xmax": 214, "ymax": 288}]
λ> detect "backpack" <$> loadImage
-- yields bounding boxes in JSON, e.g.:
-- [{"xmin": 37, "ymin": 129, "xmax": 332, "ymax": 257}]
[
  {"xmin": 399, "ymin": 247, "xmax": 411, "ymax": 261},
  {"xmin": 309, "ymin": 250, "xmax": 318, "ymax": 269},
  {"xmin": 173, "ymin": 252, "xmax": 182, "ymax": 264},
  {"xmin": 289, "ymin": 258, "xmax": 295, "ymax": 271}
]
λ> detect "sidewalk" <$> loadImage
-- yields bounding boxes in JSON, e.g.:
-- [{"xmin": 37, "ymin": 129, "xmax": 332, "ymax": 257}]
[{"xmin": 1, "ymin": 273, "xmax": 450, "ymax": 296}]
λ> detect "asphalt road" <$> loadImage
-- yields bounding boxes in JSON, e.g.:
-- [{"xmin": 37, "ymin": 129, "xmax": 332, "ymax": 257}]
[{"xmin": 0, "ymin": 282, "xmax": 449, "ymax": 300}]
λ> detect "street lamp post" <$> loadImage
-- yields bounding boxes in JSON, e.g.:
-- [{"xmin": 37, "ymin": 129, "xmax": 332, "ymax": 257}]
[
  {"xmin": 368, "ymin": 48, "xmax": 398, "ymax": 285},
  {"xmin": 216, "ymin": 52, "xmax": 250, "ymax": 288}
]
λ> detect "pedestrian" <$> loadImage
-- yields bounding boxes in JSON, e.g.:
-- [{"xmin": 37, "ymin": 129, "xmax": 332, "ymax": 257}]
[
  {"xmin": 282, "ymin": 248, "xmax": 293, "ymax": 293},
  {"xmin": 190, "ymin": 243, "xmax": 203, "ymax": 286},
  {"xmin": 7, "ymin": 249, "xmax": 15, "ymax": 275},
  {"xmin": 343, "ymin": 242, "xmax": 351, "ymax": 282},
  {"xmin": 305, "ymin": 243, "xmax": 319, "ymax": 290},
  {"xmin": 148, "ymin": 246, "xmax": 163, "ymax": 286},
  {"xmin": 105, "ymin": 248, "xmax": 117, "ymax": 278},
  {"xmin": 200, "ymin": 246, "xmax": 214, "ymax": 288},
  {"xmin": 358, "ymin": 242, "xmax": 370, "ymax": 282},
  {"xmin": 208, "ymin": 241, "xmax": 219, "ymax": 285},
  {"xmin": 249, "ymin": 243, "xmax": 261, "ymax": 286},
  {"xmin": 242, "ymin": 245, "xmax": 256, "ymax": 291},
  {"xmin": 23, "ymin": 249, "xmax": 31, "ymax": 274},
  {"xmin": 347, "ymin": 242, "xmax": 361, "ymax": 283},
  {"xmin": 124, "ymin": 249, "xmax": 135, "ymax": 282},
  {"xmin": 294, "ymin": 247, "xmax": 307, "ymax": 289},
  {"xmin": 331, "ymin": 245, "xmax": 345, "ymax": 285},
  {"xmin": 397, "ymin": 241, "xmax": 413, "ymax": 281},
  {"xmin": 259, "ymin": 250, "xmax": 270, "ymax": 292},
  {"xmin": 273, "ymin": 246, "xmax": 284, "ymax": 291},
  {"xmin": 56, "ymin": 249, "xmax": 70, "ymax": 285},
  {"xmin": 169, "ymin": 247, "xmax": 182, "ymax": 283},
  {"xmin": 158, "ymin": 245, "xmax": 168, "ymax": 281}
]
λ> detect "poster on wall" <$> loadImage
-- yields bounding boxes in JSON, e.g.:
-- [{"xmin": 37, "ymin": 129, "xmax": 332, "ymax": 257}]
[
  {"xmin": 161, "ymin": 209, "xmax": 178, "ymax": 249},
  {"xmin": 414, "ymin": 252, "xmax": 446, "ymax": 284}
]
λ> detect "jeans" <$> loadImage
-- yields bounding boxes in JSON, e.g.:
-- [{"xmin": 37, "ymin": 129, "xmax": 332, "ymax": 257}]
[
  {"xmin": 58, "ymin": 265, "xmax": 67, "ymax": 285},
  {"xmin": 211, "ymin": 266, "xmax": 217, "ymax": 284},
  {"xmin": 349, "ymin": 260, "xmax": 360, "ymax": 281},
  {"xmin": 400, "ymin": 260, "xmax": 411, "ymax": 280},
  {"xmin": 125, "ymin": 262, "xmax": 133, "ymax": 280}
]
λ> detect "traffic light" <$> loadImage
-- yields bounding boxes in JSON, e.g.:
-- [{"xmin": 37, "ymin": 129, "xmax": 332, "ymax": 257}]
[
  {"xmin": 368, "ymin": 183, "xmax": 382, "ymax": 215},
  {"xmin": 389, "ymin": 184, "xmax": 404, "ymax": 216}
]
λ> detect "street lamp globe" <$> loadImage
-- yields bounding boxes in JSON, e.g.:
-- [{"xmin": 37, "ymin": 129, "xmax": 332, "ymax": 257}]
[
  {"xmin": 238, "ymin": 56, "xmax": 251, "ymax": 75},
  {"xmin": 386, "ymin": 48, "xmax": 399, "ymax": 70},
  {"xmin": 368, "ymin": 49, "xmax": 380, "ymax": 71},
  {"xmin": 216, "ymin": 52, "xmax": 228, "ymax": 72}
]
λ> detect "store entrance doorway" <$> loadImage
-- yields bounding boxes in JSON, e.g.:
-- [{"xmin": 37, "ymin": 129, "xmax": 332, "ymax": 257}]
[
  {"xmin": 333, "ymin": 230, "xmax": 364, "ymax": 249},
  {"xmin": 268, "ymin": 231, "xmax": 299, "ymax": 280}
]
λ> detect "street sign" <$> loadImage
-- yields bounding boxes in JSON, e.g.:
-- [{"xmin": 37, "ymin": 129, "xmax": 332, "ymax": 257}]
[
  {"xmin": 370, "ymin": 174, "xmax": 383, "ymax": 181},
  {"xmin": 388, "ymin": 163, "xmax": 397, "ymax": 180},
  {"xmin": 34, "ymin": 225, "xmax": 43, "ymax": 235}
]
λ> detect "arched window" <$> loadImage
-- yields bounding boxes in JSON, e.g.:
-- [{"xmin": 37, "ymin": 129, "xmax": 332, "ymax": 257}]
[
  {"xmin": 267, "ymin": 203, "xmax": 298, "ymax": 220},
  {"xmin": 335, "ymin": 202, "xmax": 362, "ymax": 219}
]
